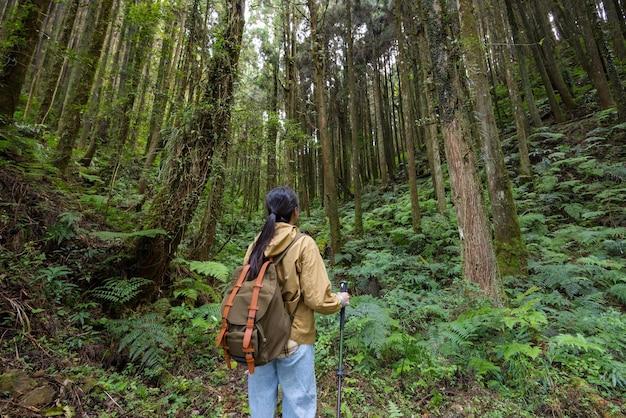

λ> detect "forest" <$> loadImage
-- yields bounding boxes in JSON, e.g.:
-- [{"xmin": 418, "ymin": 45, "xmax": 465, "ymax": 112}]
[{"xmin": 1, "ymin": 0, "xmax": 626, "ymax": 416}]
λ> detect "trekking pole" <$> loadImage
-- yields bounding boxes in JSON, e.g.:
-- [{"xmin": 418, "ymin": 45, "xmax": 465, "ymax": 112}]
[{"xmin": 337, "ymin": 281, "xmax": 348, "ymax": 418}]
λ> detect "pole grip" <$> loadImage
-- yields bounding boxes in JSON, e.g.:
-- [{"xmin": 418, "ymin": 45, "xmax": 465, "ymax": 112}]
[{"xmin": 340, "ymin": 281, "xmax": 348, "ymax": 293}]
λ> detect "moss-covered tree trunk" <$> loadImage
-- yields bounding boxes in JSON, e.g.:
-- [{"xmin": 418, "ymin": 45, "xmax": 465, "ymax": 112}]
[
  {"xmin": 307, "ymin": 0, "xmax": 341, "ymax": 259},
  {"xmin": 395, "ymin": 0, "xmax": 421, "ymax": 232},
  {"xmin": 0, "ymin": 0, "xmax": 52, "ymax": 126},
  {"xmin": 133, "ymin": 0, "xmax": 246, "ymax": 299},
  {"xmin": 422, "ymin": 0, "xmax": 503, "ymax": 306},
  {"xmin": 346, "ymin": 0, "xmax": 363, "ymax": 238},
  {"xmin": 459, "ymin": 0, "xmax": 528, "ymax": 277},
  {"xmin": 53, "ymin": 0, "xmax": 112, "ymax": 177},
  {"xmin": 372, "ymin": 59, "xmax": 389, "ymax": 187},
  {"xmin": 492, "ymin": 0, "xmax": 532, "ymax": 179}
]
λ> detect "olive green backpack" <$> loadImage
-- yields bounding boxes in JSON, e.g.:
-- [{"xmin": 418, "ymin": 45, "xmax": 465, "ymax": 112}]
[{"xmin": 215, "ymin": 233, "xmax": 304, "ymax": 374}]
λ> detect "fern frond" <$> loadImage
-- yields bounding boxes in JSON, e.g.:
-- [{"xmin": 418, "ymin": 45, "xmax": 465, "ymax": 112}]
[
  {"xmin": 188, "ymin": 261, "xmax": 230, "ymax": 282},
  {"xmin": 117, "ymin": 313, "xmax": 174, "ymax": 369},
  {"xmin": 92, "ymin": 277, "xmax": 152, "ymax": 304},
  {"xmin": 608, "ymin": 283, "xmax": 626, "ymax": 304},
  {"xmin": 386, "ymin": 400, "xmax": 403, "ymax": 418},
  {"xmin": 90, "ymin": 229, "xmax": 167, "ymax": 240},
  {"xmin": 469, "ymin": 357, "xmax": 501, "ymax": 377},
  {"xmin": 501, "ymin": 342, "xmax": 541, "ymax": 360},
  {"xmin": 348, "ymin": 296, "xmax": 398, "ymax": 358},
  {"xmin": 550, "ymin": 333, "xmax": 605, "ymax": 354}
]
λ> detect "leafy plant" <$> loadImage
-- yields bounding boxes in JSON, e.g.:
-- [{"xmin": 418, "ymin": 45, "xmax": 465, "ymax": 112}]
[
  {"xmin": 92, "ymin": 276, "xmax": 153, "ymax": 304},
  {"xmin": 111, "ymin": 313, "xmax": 175, "ymax": 371},
  {"xmin": 46, "ymin": 212, "xmax": 81, "ymax": 245},
  {"xmin": 34, "ymin": 265, "xmax": 79, "ymax": 304}
]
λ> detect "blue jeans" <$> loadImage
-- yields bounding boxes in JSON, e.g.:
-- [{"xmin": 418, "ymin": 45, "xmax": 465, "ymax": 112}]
[{"xmin": 248, "ymin": 344, "xmax": 316, "ymax": 418}]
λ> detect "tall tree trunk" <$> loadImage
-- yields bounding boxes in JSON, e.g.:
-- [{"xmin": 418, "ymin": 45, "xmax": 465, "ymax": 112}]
[
  {"xmin": 133, "ymin": 0, "xmax": 246, "ymax": 299},
  {"xmin": 413, "ymin": 19, "xmax": 447, "ymax": 213},
  {"xmin": 604, "ymin": 0, "xmax": 626, "ymax": 60},
  {"xmin": 282, "ymin": 0, "xmax": 298, "ymax": 188},
  {"xmin": 266, "ymin": 53, "xmax": 279, "ymax": 190},
  {"xmin": 372, "ymin": 59, "xmax": 389, "ymax": 187},
  {"xmin": 22, "ymin": 0, "xmax": 58, "ymax": 119},
  {"xmin": 114, "ymin": 0, "xmax": 157, "ymax": 153},
  {"xmin": 530, "ymin": 0, "xmax": 577, "ymax": 114},
  {"xmin": 346, "ymin": 0, "xmax": 363, "ymax": 237},
  {"xmin": 503, "ymin": 0, "xmax": 541, "ymax": 128},
  {"xmin": 138, "ymin": 17, "xmax": 177, "ymax": 195},
  {"xmin": 492, "ymin": 0, "xmax": 532, "ymax": 179},
  {"xmin": 35, "ymin": 0, "xmax": 79, "ymax": 125},
  {"xmin": 460, "ymin": 0, "xmax": 528, "ymax": 277},
  {"xmin": 307, "ymin": 0, "xmax": 341, "ymax": 259},
  {"xmin": 395, "ymin": 0, "xmax": 421, "ymax": 232},
  {"xmin": 568, "ymin": 0, "xmax": 614, "ymax": 111},
  {"xmin": 513, "ymin": 0, "xmax": 564, "ymax": 123},
  {"xmin": 53, "ymin": 0, "xmax": 110, "ymax": 177},
  {"xmin": 422, "ymin": 0, "xmax": 503, "ymax": 306},
  {"xmin": 189, "ymin": 143, "xmax": 229, "ymax": 261},
  {"xmin": 0, "ymin": 0, "xmax": 53, "ymax": 126},
  {"xmin": 580, "ymin": 0, "xmax": 626, "ymax": 121}
]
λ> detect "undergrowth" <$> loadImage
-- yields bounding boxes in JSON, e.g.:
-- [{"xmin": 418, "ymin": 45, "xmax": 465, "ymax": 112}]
[{"xmin": 1, "ymin": 113, "xmax": 625, "ymax": 417}]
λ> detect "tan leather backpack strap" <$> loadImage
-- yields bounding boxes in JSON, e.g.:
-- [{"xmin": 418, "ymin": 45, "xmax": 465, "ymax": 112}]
[
  {"xmin": 242, "ymin": 260, "xmax": 271, "ymax": 373},
  {"xmin": 216, "ymin": 264, "xmax": 250, "ymax": 369}
]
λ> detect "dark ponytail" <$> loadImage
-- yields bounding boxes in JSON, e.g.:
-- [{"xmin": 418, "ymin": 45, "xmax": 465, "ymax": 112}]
[{"xmin": 247, "ymin": 187, "xmax": 299, "ymax": 280}]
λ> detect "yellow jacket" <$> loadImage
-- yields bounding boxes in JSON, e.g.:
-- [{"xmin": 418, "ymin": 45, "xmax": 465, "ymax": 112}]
[{"xmin": 244, "ymin": 222, "xmax": 343, "ymax": 344}]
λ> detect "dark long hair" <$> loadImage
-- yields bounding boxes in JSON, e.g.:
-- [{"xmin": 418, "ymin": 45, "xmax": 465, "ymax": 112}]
[{"xmin": 247, "ymin": 187, "xmax": 299, "ymax": 280}]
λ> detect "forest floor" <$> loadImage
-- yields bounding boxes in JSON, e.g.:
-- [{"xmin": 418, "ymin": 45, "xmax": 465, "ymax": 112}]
[{"xmin": 1, "ymin": 110, "xmax": 626, "ymax": 417}]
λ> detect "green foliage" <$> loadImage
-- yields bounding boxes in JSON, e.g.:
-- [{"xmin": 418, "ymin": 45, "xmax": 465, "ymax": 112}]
[
  {"xmin": 91, "ymin": 277, "xmax": 153, "ymax": 305},
  {"xmin": 345, "ymin": 296, "xmax": 399, "ymax": 360},
  {"xmin": 187, "ymin": 260, "xmax": 230, "ymax": 282},
  {"xmin": 34, "ymin": 265, "xmax": 79, "ymax": 304},
  {"xmin": 4, "ymin": 110, "xmax": 626, "ymax": 416},
  {"xmin": 171, "ymin": 258, "xmax": 230, "ymax": 304},
  {"xmin": 90, "ymin": 229, "xmax": 167, "ymax": 240},
  {"xmin": 46, "ymin": 212, "xmax": 81, "ymax": 245},
  {"xmin": 110, "ymin": 313, "xmax": 175, "ymax": 371}
]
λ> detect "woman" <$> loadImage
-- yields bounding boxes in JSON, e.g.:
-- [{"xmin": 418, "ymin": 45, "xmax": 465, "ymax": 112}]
[{"xmin": 243, "ymin": 187, "xmax": 350, "ymax": 418}]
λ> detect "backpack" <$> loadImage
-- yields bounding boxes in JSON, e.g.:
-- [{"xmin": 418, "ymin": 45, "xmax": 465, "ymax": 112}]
[{"xmin": 215, "ymin": 233, "xmax": 304, "ymax": 374}]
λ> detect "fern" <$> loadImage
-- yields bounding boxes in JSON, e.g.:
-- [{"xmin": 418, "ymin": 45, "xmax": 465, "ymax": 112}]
[
  {"xmin": 92, "ymin": 276, "xmax": 153, "ymax": 304},
  {"xmin": 500, "ymin": 342, "xmax": 541, "ymax": 360},
  {"xmin": 608, "ymin": 283, "xmax": 626, "ymax": 304},
  {"xmin": 386, "ymin": 400, "xmax": 404, "ymax": 418},
  {"xmin": 90, "ymin": 229, "xmax": 167, "ymax": 240},
  {"xmin": 347, "ymin": 296, "xmax": 398, "ymax": 359},
  {"xmin": 116, "ymin": 313, "xmax": 175, "ymax": 370},
  {"xmin": 187, "ymin": 260, "xmax": 230, "ymax": 282},
  {"xmin": 548, "ymin": 333, "xmax": 605, "ymax": 363},
  {"xmin": 469, "ymin": 357, "xmax": 501, "ymax": 378}
]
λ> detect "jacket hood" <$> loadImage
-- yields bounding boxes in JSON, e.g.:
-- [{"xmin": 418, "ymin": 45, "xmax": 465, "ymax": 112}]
[{"xmin": 264, "ymin": 223, "xmax": 299, "ymax": 258}]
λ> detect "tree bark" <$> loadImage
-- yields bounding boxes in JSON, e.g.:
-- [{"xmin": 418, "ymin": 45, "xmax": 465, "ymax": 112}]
[
  {"xmin": 568, "ymin": 0, "xmax": 614, "ymax": 110},
  {"xmin": 512, "ymin": 0, "xmax": 564, "ymax": 123},
  {"xmin": 395, "ymin": 0, "xmax": 421, "ymax": 232},
  {"xmin": 138, "ymin": 16, "xmax": 177, "ymax": 195},
  {"xmin": 346, "ymin": 0, "xmax": 364, "ymax": 237},
  {"xmin": 35, "ymin": 0, "xmax": 78, "ymax": 125},
  {"xmin": 0, "ymin": 0, "xmax": 53, "ymax": 126},
  {"xmin": 307, "ymin": 0, "xmax": 341, "ymax": 259},
  {"xmin": 372, "ymin": 59, "xmax": 389, "ymax": 187},
  {"xmin": 53, "ymin": 0, "xmax": 111, "ymax": 177},
  {"xmin": 422, "ymin": 0, "xmax": 503, "ymax": 306},
  {"xmin": 460, "ymin": 0, "xmax": 528, "ymax": 277},
  {"xmin": 503, "ymin": 0, "xmax": 541, "ymax": 127},
  {"xmin": 489, "ymin": 0, "xmax": 532, "ymax": 179},
  {"xmin": 133, "ymin": 0, "xmax": 246, "ymax": 299}
]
